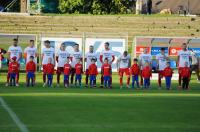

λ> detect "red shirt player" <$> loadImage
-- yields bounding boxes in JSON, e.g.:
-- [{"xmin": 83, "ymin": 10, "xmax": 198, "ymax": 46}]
[
  {"xmin": 100, "ymin": 42, "xmax": 115, "ymax": 87},
  {"xmin": 89, "ymin": 62, "xmax": 98, "ymax": 76},
  {"xmin": 75, "ymin": 62, "xmax": 83, "ymax": 75},
  {"xmin": 130, "ymin": 58, "xmax": 140, "ymax": 89},
  {"xmin": 102, "ymin": 63, "xmax": 112, "ymax": 77},
  {"xmin": 142, "ymin": 66, "xmax": 152, "ymax": 79},
  {"xmin": 163, "ymin": 62, "xmax": 173, "ymax": 90},
  {"xmin": 180, "ymin": 62, "xmax": 191, "ymax": 90},
  {"xmin": 9, "ymin": 56, "xmax": 20, "ymax": 74},
  {"xmin": 46, "ymin": 63, "xmax": 54, "ymax": 75},
  {"xmin": 141, "ymin": 62, "xmax": 152, "ymax": 89},
  {"xmin": 75, "ymin": 59, "xmax": 83, "ymax": 86},
  {"xmin": 64, "ymin": 62, "xmax": 71, "ymax": 76},
  {"xmin": 181, "ymin": 67, "xmax": 191, "ymax": 79},
  {"xmin": 163, "ymin": 65, "xmax": 173, "ymax": 78},
  {"xmin": 45, "ymin": 58, "xmax": 54, "ymax": 87},
  {"xmin": 26, "ymin": 56, "xmax": 36, "ymax": 73},
  {"xmin": 26, "ymin": 56, "xmax": 36, "ymax": 87},
  {"xmin": 102, "ymin": 58, "xmax": 112, "ymax": 88},
  {"xmin": 130, "ymin": 59, "xmax": 140, "ymax": 76},
  {"xmin": 63, "ymin": 58, "xmax": 71, "ymax": 87},
  {"xmin": 88, "ymin": 58, "xmax": 98, "ymax": 87},
  {"xmin": 8, "ymin": 56, "xmax": 19, "ymax": 86}
]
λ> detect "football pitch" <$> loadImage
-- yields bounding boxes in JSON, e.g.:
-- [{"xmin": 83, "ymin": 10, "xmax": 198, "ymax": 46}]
[{"xmin": 0, "ymin": 73, "xmax": 200, "ymax": 132}]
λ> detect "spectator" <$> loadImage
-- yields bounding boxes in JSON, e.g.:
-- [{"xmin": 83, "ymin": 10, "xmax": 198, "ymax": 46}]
[
  {"xmin": 190, "ymin": 49, "xmax": 200, "ymax": 82},
  {"xmin": 147, "ymin": 0, "xmax": 152, "ymax": 14}
]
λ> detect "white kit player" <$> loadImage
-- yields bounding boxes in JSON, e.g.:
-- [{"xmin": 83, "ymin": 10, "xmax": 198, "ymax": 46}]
[
  {"xmin": 156, "ymin": 47, "xmax": 169, "ymax": 89},
  {"xmin": 85, "ymin": 45, "xmax": 98, "ymax": 87},
  {"xmin": 6, "ymin": 38, "xmax": 22, "ymax": 86},
  {"xmin": 24, "ymin": 39, "xmax": 38, "ymax": 85},
  {"xmin": 24, "ymin": 40, "xmax": 38, "ymax": 63},
  {"xmin": 70, "ymin": 43, "xmax": 82, "ymax": 84},
  {"xmin": 139, "ymin": 47, "xmax": 152, "ymax": 86},
  {"xmin": 177, "ymin": 43, "xmax": 191, "ymax": 89},
  {"xmin": 99, "ymin": 42, "xmax": 115, "ymax": 88},
  {"xmin": 56, "ymin": 43, "xmax": 70, "ymax": 87},
  {"xmin": 41, "ymin": 40, "xmax": 55, "ymax": 87},
  {"xmin": 117, "ymin": 51, "xmax": 131, "ymax": 89}
]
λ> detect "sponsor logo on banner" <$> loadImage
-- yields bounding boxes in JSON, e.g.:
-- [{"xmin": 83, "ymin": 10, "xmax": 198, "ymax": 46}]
[
  {"xmin": 151, "ymin": 47, "xmax": 168, "ymax": 55},
  {"xmin": 169, "ymin": 47, "xmax": 182, "ymax": 56},
  {"xmin": 136, "ymin": 46, "xmax": 150, "ymax": 55},
  {"xmin": 190, "ymin": 48, "xmax": 200, "ymax": 56},
  {"xmin": 85, "ymin": 38, "xmax": 126, "ymax": 72}
]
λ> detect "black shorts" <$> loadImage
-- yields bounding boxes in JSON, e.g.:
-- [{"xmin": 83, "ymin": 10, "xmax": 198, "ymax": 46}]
[{"xmin": 191, "ymin": 65, "xmax": 198, "ymax": 71}]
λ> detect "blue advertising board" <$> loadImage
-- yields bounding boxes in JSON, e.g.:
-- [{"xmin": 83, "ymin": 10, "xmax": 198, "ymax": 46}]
[{"xmin": 151, "ymin": 47, "xmax": 168, "ymax": 56}]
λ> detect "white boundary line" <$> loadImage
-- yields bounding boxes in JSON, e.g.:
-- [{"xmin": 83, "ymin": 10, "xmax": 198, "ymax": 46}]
[{"xmin": 0, "ymin": 97, "xmax": 29, "ymax": 132}]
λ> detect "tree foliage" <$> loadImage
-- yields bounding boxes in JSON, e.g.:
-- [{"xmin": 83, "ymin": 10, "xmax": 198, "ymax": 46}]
[{"xmin": 58, "ymin": 0, "xmax": 136, "ymax": 14}]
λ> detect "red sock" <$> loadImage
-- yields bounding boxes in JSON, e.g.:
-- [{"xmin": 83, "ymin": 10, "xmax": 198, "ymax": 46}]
[
  {"xmin": 34, "ymin": 75, "xmax": 36, "ymax": 84},
  {"xmin": 127, "ymin": 77, "xmax": 130, "ymax": 85},
  {"xmin": 86, "ymin": 74, "xmax": 89, "ymax": 85},
  {"xmin": 57, "ymin": 74, "xmax": 60, "ymax": 84},
  {"xmin": 120, "ymin": 77, "xmax": 123, "ymax": 86},
  {"xmin": 43, "ymin": 74, "xmax": 46, "ymax": 83},
  {"xmin": 140, "ymin": 75, "xmax": 143, "ymax": 86},
  {"xmin": 158, "ymin": 77, "xmax": 161, "ymax": 87},
  {"xmin": 178, "ymin": 74, "xmax": 181, "ymax": 86},
  {"xmin": 16, "ymin": 73, "xmax": 19, "ymax": 83},
  {"xmin": 7, "ymin": 73, "xmax": 10, "ymax": 83},
  {"xmin": 26, "ymin": 74, "xmax": 28, "ymax": 84},
  {"xmin": 101, "ymin": 75, "xmax": 103, "ymax": 85}
]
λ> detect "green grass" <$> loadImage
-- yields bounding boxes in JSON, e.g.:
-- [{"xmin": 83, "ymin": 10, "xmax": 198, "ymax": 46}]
[{"xmin": 0, "ymin": 73, "xmax": 200, "ymax": 132}]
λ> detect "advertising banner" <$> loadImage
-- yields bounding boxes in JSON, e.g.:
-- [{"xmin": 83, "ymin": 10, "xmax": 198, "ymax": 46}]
[
  {"xmin": 85, "ymin": 38, "xmax": 126, "ymax": 71},
  {"xmin": 151, "ymin": 47, "xmax": 168, "ymax": 56}
]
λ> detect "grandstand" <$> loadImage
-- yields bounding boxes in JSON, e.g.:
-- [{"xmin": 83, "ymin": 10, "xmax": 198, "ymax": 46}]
[{"xmin": 0, "ymin": 14, "xmax": 200, "ymax": 49}]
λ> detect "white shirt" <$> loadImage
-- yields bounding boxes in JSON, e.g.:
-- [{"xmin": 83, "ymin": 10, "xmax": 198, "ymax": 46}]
[
  {"xmin": 70, "ymin": 50, "xmax": 82, "ymax": 68},
  {"xmin": 8, "ymin": 45, "xmax": 23, "ymax": 61},
  {"xmin": 139, "ymin": 53, "xmax": 152, "ymax": 69},
  {"xmin": 178, "ymin": 50, "xmax": 191, "ymax": 67},
  {"xmin": 191, "ymin": 51, "xmax": 198, "ymax": 65},
  {"xmin": 42, "ymin": 47, "xmax": 55, "ymax": 65},
  {"xmin": 24, "ymin": 46, "xmax": 37, "ymax": 63},
  {"xmin": 118, "ymin": 54, "xmax": 131, "ymax": 68},
  {"xmin": 100, "ymin": 49, "xmax": 114, "ymax": 64},
  {"xmin": 156, "ymin": 53, "xmax": 168, "ymax": 70},
  {"xmin": 85, "ymin": 52, "xmax": 98, "ymax": 69},
  {"xmin": 56, "ymin": 50, "xmax": 70, "ymax": 67}
]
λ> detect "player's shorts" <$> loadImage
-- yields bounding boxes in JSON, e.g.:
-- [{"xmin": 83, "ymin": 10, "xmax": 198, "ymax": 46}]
[
  {"xmin": 27, "ymin": 72, "xmax": 35, "ymax": 79},
  {"xmin": 178, "ymin": 67, "xmax": 184, "ymax": 74},
  {"xmin": 140, "ymin": 70, "xmax": 143, "ymax": 76},
  {"xmin": 85, "ymin": 69, "xmax": 89, "ymax": 75},
  {"xmin": 57, "ymin": 67, "xmax": 64, "ymax": 74},
  {"xmin": 43, "ymin": 64, "xmax": 47, "ymax": 74},
  {"xmin": 64, "ymin": 75, "xmax": 69, "ymax": 80},
  {"xmin": 119, "ymin": 68, "xmax": 130, "ymax": 77},
  {"xmin": 75, "ymin": 74, "xmax": 82, "ymax": 80},
  {"xmin": 191, "ymin": 64, "xmax": 198, "ymax": 71},
  {"xmin": 10, "ymin": 73, "xmax": 16, "ymax": 78},
  {"xmin": 90, "ymin": 75, "xmax": 96, "ymax": 80},
  {"xmin": 158, "ymin": 70, "xmax": 164, "ymax": 78},
  {"xmin": 71, "ymin": 68, "xmax": 76, "ymax": 74},
  {"xmin": 47, "ymin": 74, "xmax": 53, "ymax": 79}
]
